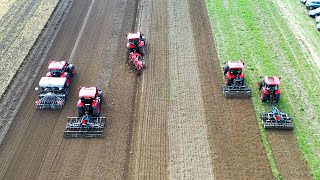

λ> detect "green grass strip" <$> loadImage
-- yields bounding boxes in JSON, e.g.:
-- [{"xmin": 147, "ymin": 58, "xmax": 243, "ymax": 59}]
[{"xmin": 205, "ymin": 0, "xmax": 319, "ymax": 178}]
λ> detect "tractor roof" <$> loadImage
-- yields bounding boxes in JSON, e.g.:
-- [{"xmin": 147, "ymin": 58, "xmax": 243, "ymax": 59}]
[
  {"xmin": 264, "ymin": 76, "xmax": 280, "ymax": 85},
  {"xmin": 227, "ymin": 61, "xmax": 244, "ymax": 69},
  {"xmin": 48, "ymin": 61, "xmax": 66, "ymax": 70},
  {"xmin": 79, "ymin": 87, "xmax": 97, "ymax": 99},
  {"xmin": 127, "ymin": 32, "xmax": 140, "ymax": 40},
  {"xmin": 39, "ymin": 77, "xmax": 67, "ymax": 88}
]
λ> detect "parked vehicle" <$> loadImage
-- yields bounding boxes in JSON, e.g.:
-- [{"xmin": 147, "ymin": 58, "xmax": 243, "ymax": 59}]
[
  {"xmin": 306, "ymin": 0, "xmax": 320, "ymax": 10},
  {"xmin": 308, "ymin": 7, "xmax": 320, "ymax": 17}
]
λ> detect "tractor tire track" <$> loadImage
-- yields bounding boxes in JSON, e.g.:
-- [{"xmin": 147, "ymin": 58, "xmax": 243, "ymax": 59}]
[{"xmin": 128, "ymin": 0, "xmax": 170, "ymax": 179}]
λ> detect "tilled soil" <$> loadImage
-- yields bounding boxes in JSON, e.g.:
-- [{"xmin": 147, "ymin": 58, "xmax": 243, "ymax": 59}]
[
  {"xmin": 0, "ymin": 0, "xmax": 311, "ymax": 179},
  {"xmin": 129, "ymin": 0, "xmax": 273, "ymax": 179},
  {"xmin": 0, "ymin": 0, "xmax": 137, "ymax": 179}
]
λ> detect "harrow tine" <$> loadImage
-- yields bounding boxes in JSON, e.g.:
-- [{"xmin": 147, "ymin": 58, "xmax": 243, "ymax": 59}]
[
  {"xmin": 64, "ymin": 117, "xmax": 106, "ymax": 138},
  {"xmin": 223, "ymin": 86, "xmax": 251, "ymax": 98}
]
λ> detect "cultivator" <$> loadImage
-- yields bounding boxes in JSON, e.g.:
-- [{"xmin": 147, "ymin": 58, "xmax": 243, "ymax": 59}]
[
  {"xmin": 36, "ymin": 93, "xmax": 65, "ymax": 109},
  {"xmin": 260, "ymin": 106, "xmax": 293, "ymax": 130},
  {"xmin": 128, "ymin": 52, "xmax": 145, "ymax": 75},
  {"xmin": 64, "ymin": 115, "xmax": 106, "ymax": 138},
  {"xmin": 223, "ymin": 78, "xmax": 251, "ymax": 98}
]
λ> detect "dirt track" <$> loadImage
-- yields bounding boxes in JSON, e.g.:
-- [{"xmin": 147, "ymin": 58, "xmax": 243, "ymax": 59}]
[{"xmin": 0, "ymin": 0, "xmax": 311, "ymax": 179}]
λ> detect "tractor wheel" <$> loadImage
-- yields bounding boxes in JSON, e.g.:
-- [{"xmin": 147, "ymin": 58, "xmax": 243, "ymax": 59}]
[
  {"xmin": 93, "ymin": 106, "xmax": 100, "ymax": 117},
  {"xmin": 98, "ymin": 90, "xmax": 103, "ymax": 104},
  {"xmin": 274, "ymin": 94, "xmax": 280, "ymax": 103},
  {"xmin": 260, "ymin": 92, "xmax": 267, "ymax": 102},
  {"xmin": 241, "ymin": 78, "xmax": 245, "ymax": 86},
  {"xmin": 77, "ymin": 107, "xmax": 84, "ymax": 117},
  {"xmin": 226, "ymin": 78, "xmax": 233, "ymax": 86},
  {"xmin": 68, "ymin": 64, "xmax": 75, "ymax": 77},
  {"xmin": 127, "ymin": 48, "xmax": 133, "ymax": 57},
  {"xmin": 223, "ymin": 65, "xmax": 229, "ymax": 75},
  {"xmin": 258, "ymin": 80, "xmax": 263, "ymax": 90},
  {"xmin": 139, "ymin": 47, "xmax": 145, "ymax": 56}
]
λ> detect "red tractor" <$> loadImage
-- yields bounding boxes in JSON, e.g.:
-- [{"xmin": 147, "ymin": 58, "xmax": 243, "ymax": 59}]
[
  {"xmin": 76, "ymin": 87, "xmax": 103, "ymax": 117},
  {"xmin": 64, "ymin": 86, "xmax": 105, "ymax": 138},
  {"xmin": 258, "ymin": 76, "xmax": 293, "ymax": 130},
  {"xmin": 128, "ymin": 52, "xmax": 145, "ymax": 75},
  {"xmin": 126, "ymin": 32, "xmax": 145, "ymax": 56},
  {"xmin": 222, "ymin": 60, "xmax": 251, "ymax": 98},
  {"xmin": 46, "ymin": 60, "xmax": 75, "ymax": 86},
  {"xmin": 258, "ymin": 76, "xmax": 280, "ymax": 103}
]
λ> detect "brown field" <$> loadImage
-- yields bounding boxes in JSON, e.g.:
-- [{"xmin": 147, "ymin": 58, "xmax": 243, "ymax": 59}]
[{"xmin": 0, "ymin": 0, "xmax": 310, "ymax": 179}]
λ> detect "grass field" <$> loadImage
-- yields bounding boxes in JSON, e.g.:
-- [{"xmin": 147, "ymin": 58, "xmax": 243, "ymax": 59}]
[{"xmin": 206, "ymin": 0, "xmax": 320, "ymax": 178}]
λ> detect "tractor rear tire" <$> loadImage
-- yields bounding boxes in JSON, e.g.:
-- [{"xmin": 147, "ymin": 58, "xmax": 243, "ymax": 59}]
[
  {"xmin": 226, "ymin": 78, "xmax": 233, "ymax": 86},
  {"xmin": 77, "ymin": 107, "xmax": 84, "ymax": 117},
  {"xmin": 139, "ymin": 47, "xmax": 145, "ymax": 56},
  {"xmin": 223, "ymin": 65, "xmax": 229, "ymax": 75},
  {"xmin": 260, "ymin": 92, "xmax": 267, "ymax": 102},
  {"xmin": 93, "ymin": 106, "xmax": 100, "ymax": 117}
]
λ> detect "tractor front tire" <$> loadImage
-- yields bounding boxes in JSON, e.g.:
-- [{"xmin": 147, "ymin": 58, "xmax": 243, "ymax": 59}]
[{"xmin": 68, "ymin": 64, "xmax": 75, "ymax": 77}]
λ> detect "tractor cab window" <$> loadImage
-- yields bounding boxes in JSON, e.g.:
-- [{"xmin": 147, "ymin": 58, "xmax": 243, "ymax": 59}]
[
  {"xmin": 42, "ymin": 87, "xmax": 59, "ymax": 93},
  {"xmin": 265, "ymin": 84, "xmax": 279, "ymax": 91},
  {"xmin": 50, "ymin": 69, "xmax": 63, "ymax": 77},
  {"xmin": 230, "ymin": 68, "xmax": 242, "ymax": 75},
  {"xmin": 81, "ymin": 98, "xmax": 93, "ymax": 104},
  {"xmin": 129, "ymin": 38, "xmax": 139, "ymax": 45}
]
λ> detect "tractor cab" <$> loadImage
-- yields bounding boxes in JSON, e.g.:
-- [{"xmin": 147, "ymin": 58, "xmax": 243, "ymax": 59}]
[
  {"xmin": 47, "ymin": 60, "xmax": 75, "ymax": 80},
  {"xmin": 77, "ymin": 87, "xmax": 102, "ymax": 117},
  {"xmin": 79, "ymin": 87, "xmax": 97, "ymax": 103},
  {"xmin": 259, "ymin": 76, "xmax": 281, "ymax": 103},
  {"xmin": 228, "ymin": 62, "xmax": 243, "ymax": 73},
  {"xmin": 48, "ymin": 61, "xmax": 67, "ymax": 77},
  {"xmin": 126, "ymin": 32, "xmax": 145, "ymax": 56},
  {"xmin": 223, "ymin": 60, "xmax": 244, "ymax": 79},
  {"xmin": 37, "ymin": 77, "xmax": 68, "ymax": 94},
  {"xmin": 127, "ymin": 32, "xmax": 142, "ymax": 46},
  {"xmin": 263, "ymin": 76, "xmax": 280, "ymax": 92}
]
